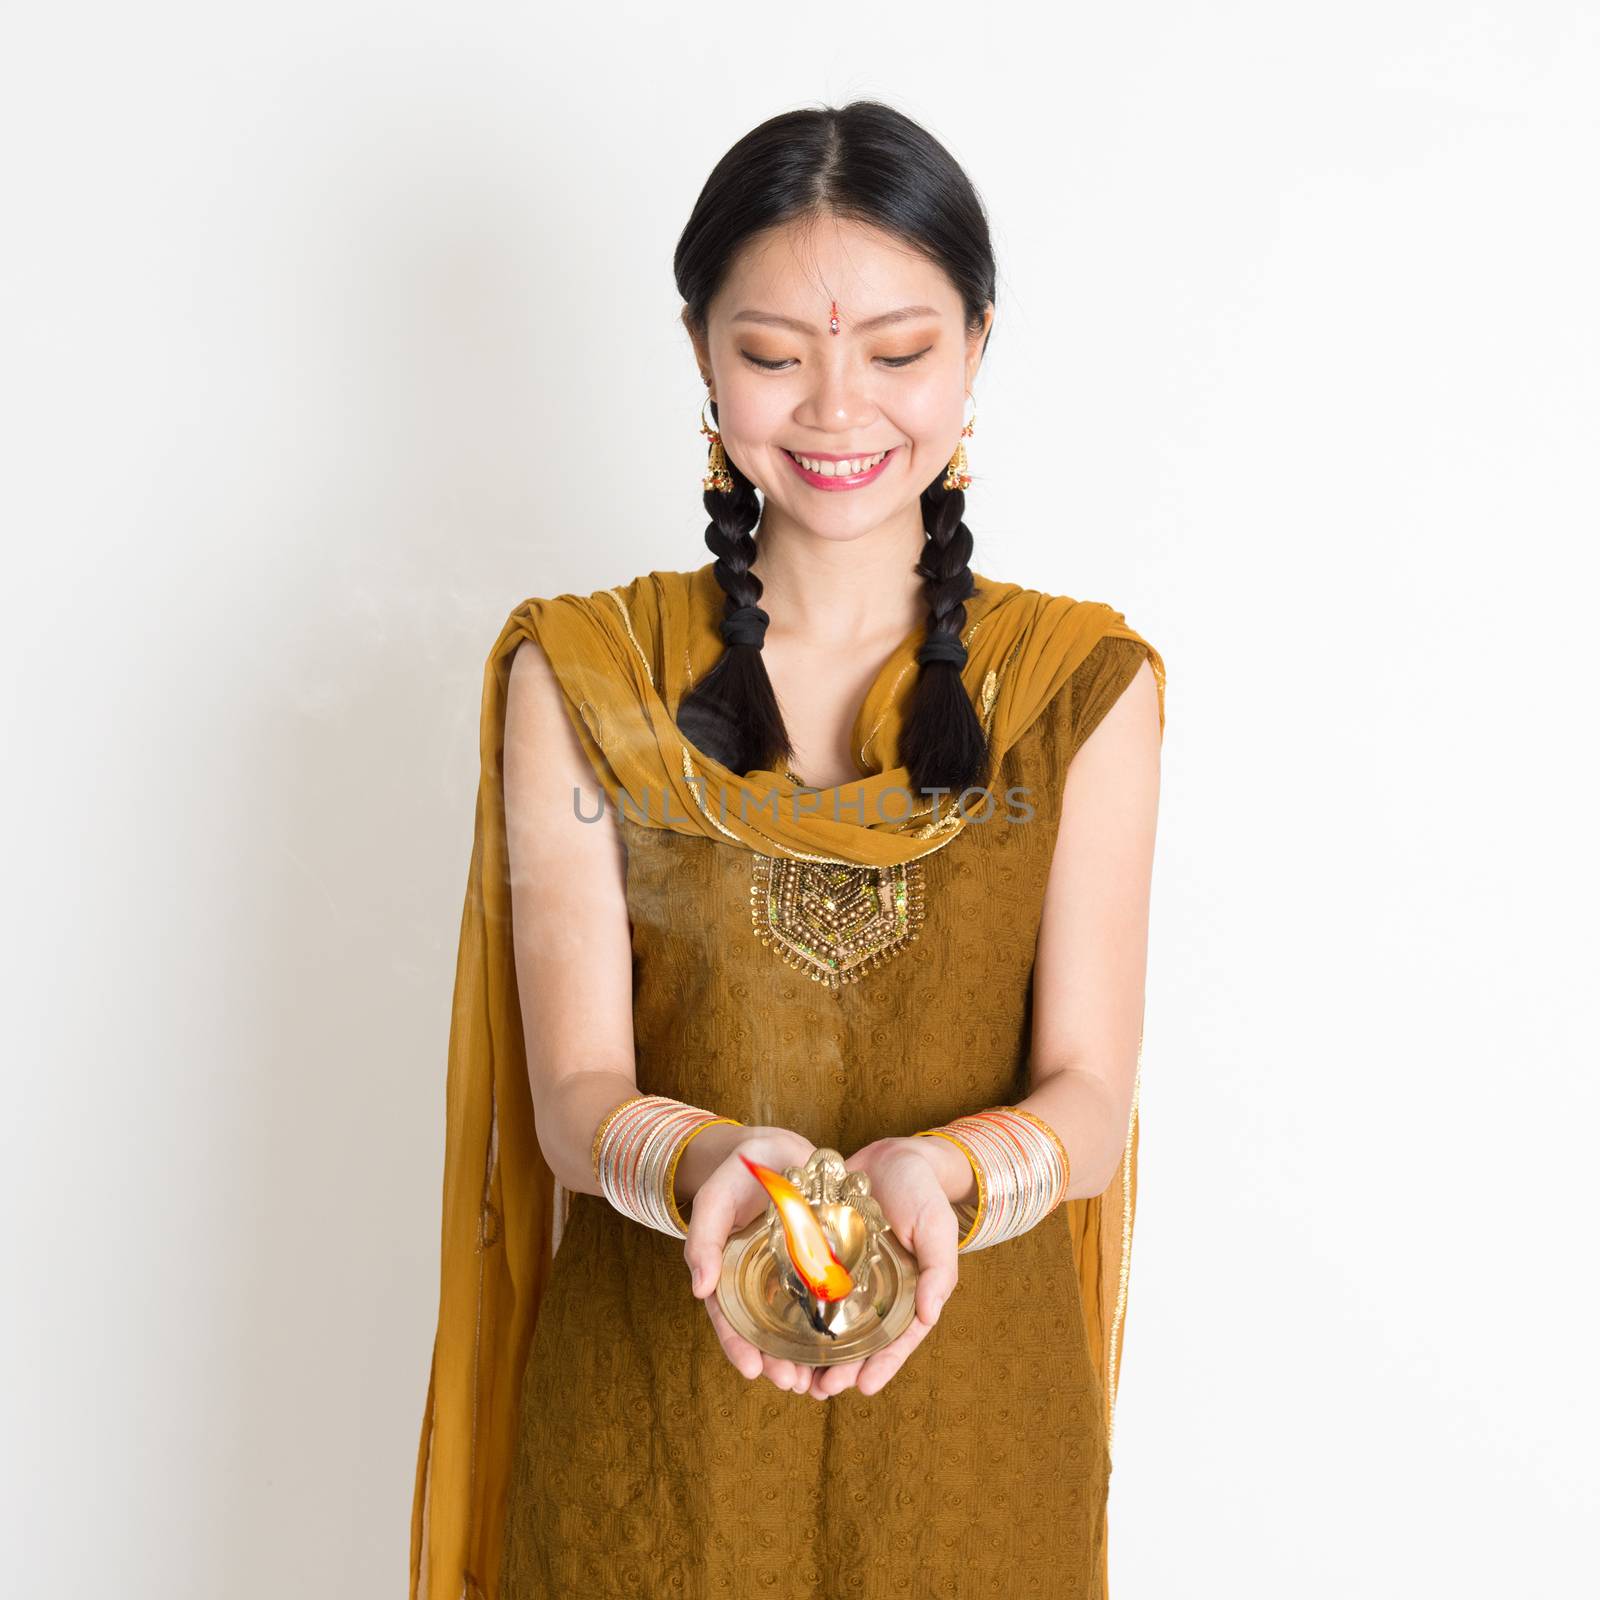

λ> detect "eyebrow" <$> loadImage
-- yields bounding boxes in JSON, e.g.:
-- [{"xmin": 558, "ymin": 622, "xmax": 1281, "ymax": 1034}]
[{"xmin": 729, "ymin": 305, "xmax": 941, "ymax": 334}]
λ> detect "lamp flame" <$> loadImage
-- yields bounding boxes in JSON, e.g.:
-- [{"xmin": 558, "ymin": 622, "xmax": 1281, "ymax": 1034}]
[{"xmin": 740, "ymin": 1155, "xmax": 854, "ymax": 1302}]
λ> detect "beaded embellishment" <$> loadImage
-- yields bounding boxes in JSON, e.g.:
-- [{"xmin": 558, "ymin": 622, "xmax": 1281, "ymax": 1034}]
[{"xmin": 750, "ymin": 852, "xmax": 927, "ymax": 988}]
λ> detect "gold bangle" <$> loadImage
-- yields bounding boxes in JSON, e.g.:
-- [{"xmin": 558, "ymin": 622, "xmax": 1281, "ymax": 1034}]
[
  {"xmin": 912, "ymin": 1128, "xmax": 985, "ymax": 1250},
  {"xmin": 1006, "ymin": 1105, "xmax": 1071, "ymax": 1209},
  {"xmin": 916, "ymin": 1106, "xmax": 1065, "ymax": 1250},
  {"xmin": 662, "ymin": 1117, "xmax": 744, "ymax": 1236},
  {"xmin": 596, "ymin": 1097, "xmax": 721, "ymax": 1235},
  {"xmin": 590, "ymin": 1092, "xmax": 652, "ymax": 1182}
]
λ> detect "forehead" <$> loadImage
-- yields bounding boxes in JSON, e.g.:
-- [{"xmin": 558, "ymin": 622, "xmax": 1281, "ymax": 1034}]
[{"xmin": 714, "ymin": 215, "xmax": 960, "ymax": 322}]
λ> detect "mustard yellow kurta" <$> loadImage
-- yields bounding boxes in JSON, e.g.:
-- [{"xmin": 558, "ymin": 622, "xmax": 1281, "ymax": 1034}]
[{"xmin": 496, "ymin": 632, "xmax": 1150, "ymax": 1600}]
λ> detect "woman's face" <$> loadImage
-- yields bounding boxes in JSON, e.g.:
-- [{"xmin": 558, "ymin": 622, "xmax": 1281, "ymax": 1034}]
[{"xmin": 689, "ymin": 216, "xmax": 992, "ymax": 546}]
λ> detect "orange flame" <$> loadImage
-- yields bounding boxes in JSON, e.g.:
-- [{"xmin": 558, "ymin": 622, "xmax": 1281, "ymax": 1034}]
[{"xmin": 740, "ymin": 1155, "xmax": 854, "ymax": 1302}]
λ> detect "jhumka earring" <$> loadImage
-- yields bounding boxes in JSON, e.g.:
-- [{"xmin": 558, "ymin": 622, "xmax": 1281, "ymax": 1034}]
[
  {"xmin": 943, "ymin": 391, "xmax": 976, "ymax": 491},
  {"xmin": 700, "ymin": 392, "xmax": 734, "ymax": 494}
]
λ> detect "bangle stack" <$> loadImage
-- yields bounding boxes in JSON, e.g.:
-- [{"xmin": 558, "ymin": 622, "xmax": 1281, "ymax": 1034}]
[
  {"xmin": 591, "ymin": 1093, "xmax": 744, "ymax": 1239},
  {"xmin": 913, "ymin": 1106, "xmax": 1070, "ymax": 1252}
]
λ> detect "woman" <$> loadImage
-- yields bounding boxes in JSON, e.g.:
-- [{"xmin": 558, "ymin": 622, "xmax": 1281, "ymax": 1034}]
[{"xmin": 412, "ymin": 100, "xmax": 1165, "ymax": 1600}]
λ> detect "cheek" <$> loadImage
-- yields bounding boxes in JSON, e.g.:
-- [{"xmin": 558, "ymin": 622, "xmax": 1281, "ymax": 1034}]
[
  {"xmin": 711, "ymin": 388, "xmax": 787, "ymax": 490},
  {"xmin": 714, "ymin": 376, "xmax": 786, "ymax": 447},
  {"xmin": 898, "ymin": 396, "xmax": 961, "ymax": 450},
  {"xmin": 893, "ymin": 367, "xmax": 967, "ymax": 445}
]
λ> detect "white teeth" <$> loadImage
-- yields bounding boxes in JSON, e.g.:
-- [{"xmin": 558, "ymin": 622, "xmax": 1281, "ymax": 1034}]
[{"xmin": 791, "ymin": 449, "xmax": 888, "ymax": 477}]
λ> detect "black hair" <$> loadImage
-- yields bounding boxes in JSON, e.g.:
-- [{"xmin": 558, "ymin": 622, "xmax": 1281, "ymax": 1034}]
[{"xmin": 672, "ymin": 99, "xmax": 996, "ymax": 796}]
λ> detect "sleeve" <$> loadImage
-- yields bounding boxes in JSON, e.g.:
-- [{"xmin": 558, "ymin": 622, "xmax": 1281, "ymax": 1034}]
[{"xmin": 1066, "ymin": 634, "xmax": 1150, "ymax": 762}]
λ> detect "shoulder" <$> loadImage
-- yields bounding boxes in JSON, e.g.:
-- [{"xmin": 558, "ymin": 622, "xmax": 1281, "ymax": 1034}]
[
  {"xmin": 1021, "ymin": 582, "xmax": 1162, "ymax": 745},
  {"xmin": 979, "ymin": 574, "xmax": 1163, "ymax": 749},
  {"xmin": 505, "ymin": 630, "xmax": 567, "ymax": 737},
  {"xmin": 1068, "ymin": 637, "xmax": 1158, "ymax": 753},
  {"xmin": 578, "ymin": 563, "xmax": 706, "ymax": 613},
  {"xmin": 495, "ymin": 562, "xmax": 708, "ymax": 676},
  {"xmin": 978, "ymin": 571, "xmax": 1161, "ymax": 673},
  {"xmin": 973, "ymin": 569, "xmax": 1154, "ymax": 642}
]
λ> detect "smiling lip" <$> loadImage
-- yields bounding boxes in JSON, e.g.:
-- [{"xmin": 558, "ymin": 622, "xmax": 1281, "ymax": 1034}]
[{"xmin": 782, "ymin": 446, "xmax": 897, "ymax": 490}]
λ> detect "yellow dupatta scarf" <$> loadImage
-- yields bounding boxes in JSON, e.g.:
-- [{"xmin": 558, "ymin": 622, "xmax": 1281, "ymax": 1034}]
[{"xmin": 411, "ymin": 561, "xmax": 1166, "ymax": 1600}]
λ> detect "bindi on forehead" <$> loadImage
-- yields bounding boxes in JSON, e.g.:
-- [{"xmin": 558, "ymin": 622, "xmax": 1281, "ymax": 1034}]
[{"xmin": 729, "ymin": 304, "xmax": 939, "ymax": 336}]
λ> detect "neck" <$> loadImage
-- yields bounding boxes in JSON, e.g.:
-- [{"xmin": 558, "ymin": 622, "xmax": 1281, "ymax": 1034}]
[{"xmin": 746, "ymin": 512, "xmax": 933, "ymax": 651}]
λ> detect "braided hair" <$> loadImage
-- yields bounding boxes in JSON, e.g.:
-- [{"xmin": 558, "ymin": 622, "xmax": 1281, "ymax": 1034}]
[{"xmin": 673, "ymin": 100, "xmax": 996, "ymax": 796}]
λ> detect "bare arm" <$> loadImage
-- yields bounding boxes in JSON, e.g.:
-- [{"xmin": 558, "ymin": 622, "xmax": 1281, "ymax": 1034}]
[
  {"xmin": 502, "ymin": 637, "xmax": 640, "ymax": 1193},
  {"xmin": 505, "ymin": 637, "xmax": 750, "ymax": 1200},
  {"xmin": 912, "ymin": 656, "xmax": 1163, "ymax": 1203}
]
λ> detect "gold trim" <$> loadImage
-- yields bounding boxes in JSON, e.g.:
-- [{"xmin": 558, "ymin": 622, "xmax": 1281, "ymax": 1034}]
[
  {"xmin": 604, "ymin": 587, "xmax": 654, "ymax": 690},
  {"xmin": 576, "ymin": 698, "xmax": 606, "ymax": 753},
  {"xmin": 857, "ymin": 659, "xmax": 914, "ymax": 769},
  {"xmin": 979, "ymin": 667, "xmax": 998, "ymax": 728},
  {"xmin": 678, "ymin": 744, "xmax": 969, "ymax": 867},
  {"xmin": 903, "ymin": 805, "xmax": 970, "ymax": 843},
  {"xmin": 749, "ymin": 851, "xmax": 928, "ymax": 988}
]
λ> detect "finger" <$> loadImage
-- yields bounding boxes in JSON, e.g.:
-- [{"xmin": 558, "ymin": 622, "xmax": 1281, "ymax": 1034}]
[
  {"xmin": 766, "ymin": 1357, "xmax": 811, "ymax": 1394},
  {"xmin": 760, "ymin": 1353, "xmax": 809, "ymax": 1393},
  {"xmin": 856, "ymin": 1311, "xmax": 936, "ymax": 1396},
  {"xmin": 854, "ymin": 1297, "xmax": 941, "ymax": 1397},
  {"xmin": 823, "ymin": 1274, "xmax": 944, "ymax": 1398},
  {"xmin": 683, "ymin": 1177, "xmax": 738, "ymax": 1298},
  {"xmin": 916, "ymin": 1254, "xmax": 957, "ymax": 1326},
  {"xmin": 689, "ymin": 1259, "xmax": 722, "ymax": 1300},
  {"xmin": 704, "ymin": 1290, "xmax": 807, "ymax": 1391},
  {"xmin": 702, "ymin": 1286, "xmax": 763, "ymax": 1380},
  {"xmin": 811, "ymin": 1357, "xmax": 864, "ymax": 1399},
  {"xmin": 913, "ymin": 1205, "xmax": 960, "ymax": 1323}
]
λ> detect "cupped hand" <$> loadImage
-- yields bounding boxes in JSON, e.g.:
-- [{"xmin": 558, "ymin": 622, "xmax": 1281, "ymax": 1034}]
[
  {"xmin": 684, "ymin": 1126, "xmax": 820, "ymax": 1395},
  {"xmin": 807, "ymin": 1137, "xmax": 960, "ymax": 1400}
]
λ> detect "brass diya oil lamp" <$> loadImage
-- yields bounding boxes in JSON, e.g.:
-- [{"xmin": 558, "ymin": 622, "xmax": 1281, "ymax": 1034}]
[{"xmin": 716, "ymin": 1147, "xmax": 918, "ymax": 1366}]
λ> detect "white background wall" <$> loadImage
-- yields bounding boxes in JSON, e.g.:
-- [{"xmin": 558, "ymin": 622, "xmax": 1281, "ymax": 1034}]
[{"xmin": 4, "ymin": 4, "xmax": 1595, "ymax": 1595}]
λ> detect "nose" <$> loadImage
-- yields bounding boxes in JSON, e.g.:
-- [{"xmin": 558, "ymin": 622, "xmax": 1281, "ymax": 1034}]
[{"xmin": 793, "ymin": 361, "xmax": 878, "ymax": 438}]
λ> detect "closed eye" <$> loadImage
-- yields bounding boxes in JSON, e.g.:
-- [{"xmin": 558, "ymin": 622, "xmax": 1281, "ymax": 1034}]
[{"xmin": 741, "ymin": 347, "xmax": 931, "ymax": 371}]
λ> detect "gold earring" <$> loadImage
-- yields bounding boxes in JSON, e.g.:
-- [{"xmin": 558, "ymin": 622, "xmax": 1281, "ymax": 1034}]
[
  {"xmin": 700, "ymin": 394, "xmax": 734, "ymax": 494},
  {"xmin": 943, "ymin": 392, "xmax": 976, "ymax": 491}
]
